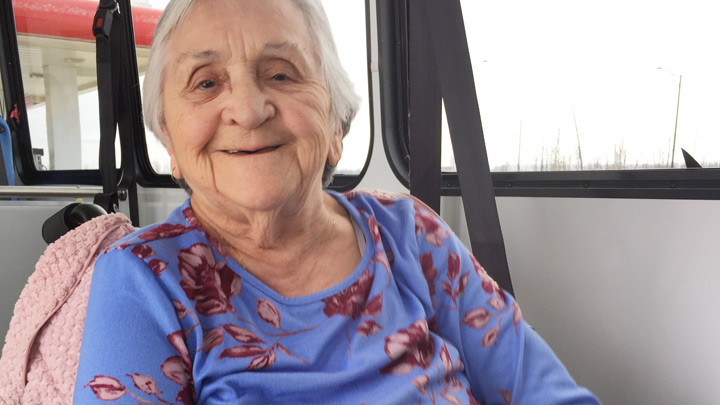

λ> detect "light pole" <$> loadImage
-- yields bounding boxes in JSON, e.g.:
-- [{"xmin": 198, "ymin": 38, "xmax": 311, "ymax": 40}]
[{"xmin": 658, "ymin": 67, "xmax": 682, "ymax": 168}]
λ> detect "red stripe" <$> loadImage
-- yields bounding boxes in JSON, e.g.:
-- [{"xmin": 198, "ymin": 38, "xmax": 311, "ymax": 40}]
[{"xmin": 13, "ymin": 0, "xmax": 161, "ymax": 47}]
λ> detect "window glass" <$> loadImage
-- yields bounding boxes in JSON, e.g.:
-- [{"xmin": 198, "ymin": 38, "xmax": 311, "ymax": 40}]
[
  {"xmin": 14, "ymin": 0, "xmax": 121, "ymax": 171},
  {"xmin": 445, "ymin": 0, "xmax": 720, "ymax": 172},
  {"xmin": 139, "ymin": 0, "xmax": 371, "ymax": 176}
]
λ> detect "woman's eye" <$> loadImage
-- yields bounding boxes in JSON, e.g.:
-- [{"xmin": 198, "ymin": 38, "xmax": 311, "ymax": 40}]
[
  {"xmin": 198, "ymin": 79, "xmax": 216, "ymax": 90},
  {"xmin": 271, "ymin": 73, "xmax": 289, "ymax": 82}
]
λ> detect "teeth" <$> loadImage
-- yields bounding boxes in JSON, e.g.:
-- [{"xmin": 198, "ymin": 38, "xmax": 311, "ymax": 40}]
[{"xmin": 224, "ymin": 145, "xmax": 278, "ymax": 154}]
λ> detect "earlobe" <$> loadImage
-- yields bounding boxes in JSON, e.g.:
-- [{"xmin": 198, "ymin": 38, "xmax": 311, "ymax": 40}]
[
  {"xmin": 328, "ymin": 131, "xmax": 343, "ymax": 166},
  {"xmin": 170, "ymin": 156, "xmax": 183, "ymax": 180},
  {"xmin": 162, "ymin": 125, "xmax": 183, "ymax": 180}
]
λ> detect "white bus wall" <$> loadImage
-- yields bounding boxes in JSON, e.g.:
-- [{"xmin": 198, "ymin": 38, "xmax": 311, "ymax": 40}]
[
  {"xmin": 453, "ymin": 196, "xmax": 720, "ymax": 405},
  {"xmin": 0, "ymin": 200, "xmax": 73, "ymax": 346}
]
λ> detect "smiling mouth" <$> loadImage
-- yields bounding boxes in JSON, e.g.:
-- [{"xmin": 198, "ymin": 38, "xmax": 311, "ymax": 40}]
[{"xmin": 224, "ymin": 145, "xmax": 281, "ymax": 155}]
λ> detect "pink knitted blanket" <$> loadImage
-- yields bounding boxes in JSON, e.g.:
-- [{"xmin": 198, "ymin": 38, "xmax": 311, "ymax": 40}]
[{"xmin": 0, "ymin": 213, "xmax": 135, "ymax": 405}]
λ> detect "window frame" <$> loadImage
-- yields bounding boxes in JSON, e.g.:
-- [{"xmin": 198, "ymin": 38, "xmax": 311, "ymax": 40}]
[
  {"xmin": 2, "ymin": 0, "xmax": 373, "ymax": 193},
  {"xmin": 376, "ymin": 0, "xmax": 720, "ymax": 200}
]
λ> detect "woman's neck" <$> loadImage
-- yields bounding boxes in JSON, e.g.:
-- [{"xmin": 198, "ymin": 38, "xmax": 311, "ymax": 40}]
[
  {"xmin": 188, "ymin": 191, "xmax": 355, "ymax": 296},
  {"xmin": 191, "ymin": 189, "xmax": 334, "ymax": 250}
]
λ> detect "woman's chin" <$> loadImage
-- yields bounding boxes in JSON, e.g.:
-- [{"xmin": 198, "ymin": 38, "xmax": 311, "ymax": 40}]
[{"xmin": 222, "ymin": 182, "xmax": 311, "ymax": 214}]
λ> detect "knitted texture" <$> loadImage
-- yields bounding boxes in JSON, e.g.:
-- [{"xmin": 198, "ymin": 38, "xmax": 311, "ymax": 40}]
[{"xmin": 0, "ymin": 213, "xmax": 135, "ymax": 405}]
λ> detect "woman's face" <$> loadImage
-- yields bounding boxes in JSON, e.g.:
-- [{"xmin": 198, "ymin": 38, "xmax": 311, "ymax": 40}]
[{"xmin": 162, "ymin": 0, "xmax": 342, "ymax": 214}]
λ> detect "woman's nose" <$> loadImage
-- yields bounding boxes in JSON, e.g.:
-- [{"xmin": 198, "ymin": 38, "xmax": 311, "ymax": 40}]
[{"xmin": 221, "ymin": 82, "xmax": 276, "ymax": 129}]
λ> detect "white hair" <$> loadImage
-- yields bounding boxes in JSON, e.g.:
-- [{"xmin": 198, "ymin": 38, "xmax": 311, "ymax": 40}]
[{"xmin": 142, "ymin": 0, "xmax": 361, "ymax": 188}]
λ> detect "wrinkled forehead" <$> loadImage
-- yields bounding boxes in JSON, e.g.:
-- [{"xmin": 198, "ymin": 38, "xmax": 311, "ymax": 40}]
[{"xmin": 167, "ymin": 0, "xmax": 321, "ymax": 67}]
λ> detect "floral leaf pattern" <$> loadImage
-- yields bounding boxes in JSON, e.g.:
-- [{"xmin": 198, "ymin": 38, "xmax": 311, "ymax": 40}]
[
  {"xmin": 440, "ymin": 392, "xmax": 463, "ymax": 405},
  {"xmin": 223, "ymin": 324, "xmax": 265, "ymax": 344},
  {"xmin": 178, "ymin": 243, "xmax": 242, "ymax": 316},
  {"xmin": 440, "ymin": 344, "xmax": 453, "ymax": 374},
  {"xmin": 127, "ymin": 373, "xmax": 162, "ymax": 395},
  {"xmin": 131, "ymin": 244, "xmax": 155, "ymax": 260},
  {"xmin": 455, "ymin": 274, "xmax": 469, "ymax": 297},
  {"xmin": 86, "ymin": 331, "xmax": 195, "ymax": 404},
  {"xmin": 458, "ymin": 254, "xmax": 522, "ymax": 347},
  {"xmin": 139, "ymin": 223, "xmax": 190, "ymax": 240},
  {"xmin": 413, "ymin": 343, "xmax": 467, "ymax": 404},
  {"xmin": 488, "ymin": 296, "xmax": 505, "ymax": 311},
  {"xmin": 437, "ymin": 251, "xmax": 471, "ymax": 309},
  {"xmin": 362, "ymin": 293, "xmax": 383, "ymax": 317},
  {"xmin": 513, "ymin": 304, "xmax": 523, "ymax": 334},
  {"xmin": 420, "ymin": 252, "xmax": 438, "ymax": 296},
  {"xmin": 405, "ymin": 191, "xmax": 530, "ymax": 402},
  {"xmin": 368, "ymin": 216, "xmax": 382, "ymax": 246},
  {"xmin": 173, "ymin": 300, "xmax": 189, "ymax": 321},
  {"xmin": 467, "ymin": 388, "xmax": 482, "ymax": 405},
  {"xmin": 481, "ymin": 322, "xmax": 501, "ymax": 348},
  {"xmin": 200, "ymin": 327, "xmax": 225, "ymax": 354},
  {"xmin": 167, "ymin": 331, "xmax": 190, "ymax": 366},
  {"xmin": 256, "ymin": 298, "xmax": 282, "ymax": 329},
  {"xmin": 322, "ymin": 269, "xmax": 374, "ymax": 319},
  {"xmin": 366, "ymin": 216, "xmax": 394, "ymax": 281},
  {"xmin": 182, "ymin": 207, "xmax": 199, "ymax": 227},
  {"xmin": 247, "ymin": 351, "xmax": 276, "ymax": 370},
  {"xmin": 447, "ymin": 252, "xmax": 460, "ymax": 282},
  {"xmin": 357, "ymin": 319, "xmax": 382, "ymax": 337},
  {"xmin": 462, "ymin": 308, "xmax": 491, "ymax": 330},
  {"xmin": 84, "ymin": 376, "xmax": 127, "ymax": 401},
  {"xmin": 497, "ymin": 388, "xmax": 514, "ymax": 405},
  {"xmin": 380, "ymin": 319, "xmax": 435, "ymax": 374},
  {"xmin": 219, "ymin": 345, "xmax": 266, "ymax": 359},
  {"xmin": 161, "ymin": 356, "xmax": 189, "ymax": 386},
  {"xmin": 162, "ymin": 358, "xmax": 186, "ymax": 386},
  {"xmin": 412, "ymin": 374, "xmax": 429, "ymax": 395},
  {"xmin": 414, "ymin": 205, "xmax": 451, "ymax": 247},
  {"xmin": 181, "ymin": 297, "xmax": 315, "ymax": 369},
  {"xmin": 148, "ymin": 259, "xmax": 168, "ymax": 276}
]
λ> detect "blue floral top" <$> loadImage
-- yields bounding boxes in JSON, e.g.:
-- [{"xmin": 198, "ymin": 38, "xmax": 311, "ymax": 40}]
[{"xmin": 74, "ymin": 190, "xmax": 599, "ymax": 404}]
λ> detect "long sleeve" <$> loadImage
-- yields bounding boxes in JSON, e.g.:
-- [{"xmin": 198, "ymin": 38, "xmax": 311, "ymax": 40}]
[
  {"xmin": 413, "ymin": 201, "xmax": 600, "ymax": 404},
  {"xmin": 74, "ymin": 249, "xmax": 195, "ymax": 404}
]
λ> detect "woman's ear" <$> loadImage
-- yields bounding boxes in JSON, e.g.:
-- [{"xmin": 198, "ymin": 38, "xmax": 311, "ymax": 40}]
[
  {"xmin": 170, "ymin": 156, "xmax": 183, "ymax": 180},
  {"xmin": 328, "ymin": 127, "xmax": 343, "ymax": 166},
  {"xmin": 161, "ymin": 125, "xmax": 183, "ymax": 180}
]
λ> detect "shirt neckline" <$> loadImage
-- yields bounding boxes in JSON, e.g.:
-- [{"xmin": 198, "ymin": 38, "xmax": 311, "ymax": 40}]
[{"xmin": 186, "ymin": 191, "xmax": 375, "ymax": 305}]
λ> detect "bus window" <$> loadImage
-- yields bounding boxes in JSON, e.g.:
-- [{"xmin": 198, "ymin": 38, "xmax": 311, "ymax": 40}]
[
  {"xmin": 451, "ymin": 0, "xmax": 720, "ymax": 172},
  {"xmin": 13, "ymin": 0, "xmax": 123, "ymax": 172},
  {"xmin": 137, "ymin": 0, "xmax": 372, "ymax": 179}
]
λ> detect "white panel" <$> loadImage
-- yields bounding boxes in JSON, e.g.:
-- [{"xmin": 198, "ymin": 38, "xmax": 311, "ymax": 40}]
[
  {"xmin": 495, "ymin": 197, "xmax": 720, "ymax": 405},
  {"xmin": 0, "ymin": 201, "xmax": 71, "ymax": 343}
]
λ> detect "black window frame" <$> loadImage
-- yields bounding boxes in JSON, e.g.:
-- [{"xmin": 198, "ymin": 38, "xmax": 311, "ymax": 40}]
[
  {"xmin": 2, "ymin": 0, "xmax": 374, "ymax": 193},
  {"xmin": 376, "ymin": 0, "xmax": 720, "ymax": 200}
]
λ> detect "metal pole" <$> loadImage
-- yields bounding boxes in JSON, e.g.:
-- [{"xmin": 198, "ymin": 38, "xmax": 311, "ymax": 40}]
[
  {"xmin": 0, "ymin": 185, "xmax": 102, "ymax": 198},
  {"xmin": 670, "ymin": 75, "xmax": 682, "ymax": 168}
]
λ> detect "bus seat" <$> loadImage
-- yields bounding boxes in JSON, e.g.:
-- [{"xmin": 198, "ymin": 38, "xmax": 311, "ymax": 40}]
[
  {"xmin": 0, "ymin": 213, "xmax": 135, "ymax": 405},
  {"xmin": 0, "ymin": 116, "xmax": 15, "ymax": 186},
  {"xmin": 42, "ymin": 203, "xmax": 109, "ymax": 245}
]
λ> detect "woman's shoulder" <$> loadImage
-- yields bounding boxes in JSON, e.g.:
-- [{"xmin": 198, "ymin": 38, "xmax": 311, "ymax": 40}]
[
  {"xmin": 340, "ymin": 189, "xmax": 417, "ymax": 214},
  {"xmin": 96, "ymin": 199, "xmax": 209, "ymax": 274},
  {"xmin": 105, "ymin": 199, "xmax": 199, "ymax": 249},
  {"xmin": 343, "ymin": 189, "xmax": 412, "ymax": 204},
  {"xmin": 341, "ymin": 189, "xmax": 449, "ymax": 228}
]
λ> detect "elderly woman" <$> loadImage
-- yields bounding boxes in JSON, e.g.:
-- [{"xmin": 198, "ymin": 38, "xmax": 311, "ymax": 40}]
[{"xmin": 74, "ymin": 0, "xmax": 598, "ymax": 403}]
